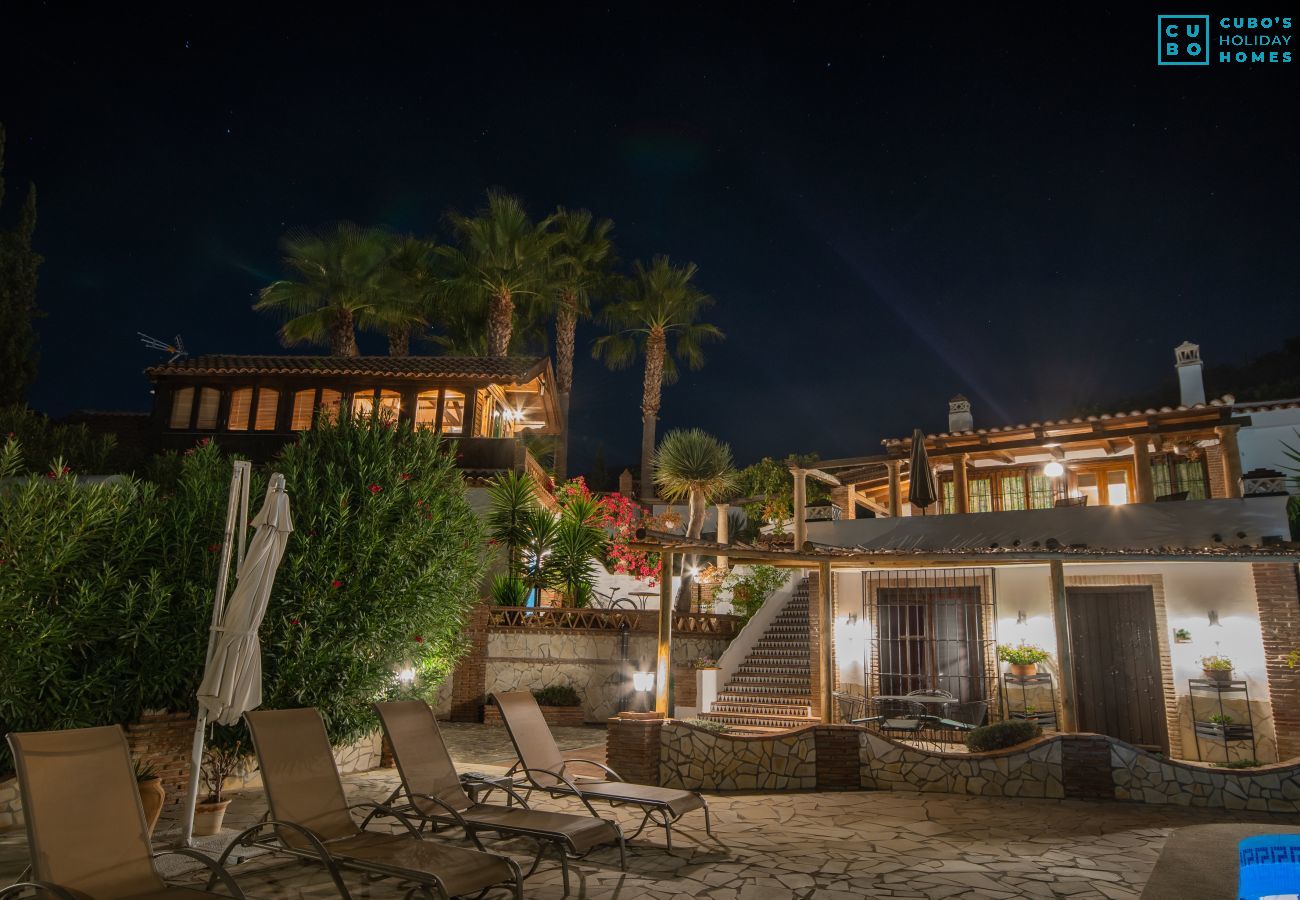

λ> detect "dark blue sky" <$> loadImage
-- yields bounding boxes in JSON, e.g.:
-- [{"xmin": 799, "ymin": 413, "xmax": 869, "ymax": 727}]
[{"xmin": 3, "ymin": 3, "xmax": 1297, "ymax": 472}]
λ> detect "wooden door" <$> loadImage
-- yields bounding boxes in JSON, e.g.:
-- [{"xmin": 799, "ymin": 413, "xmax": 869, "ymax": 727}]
[{"xmin": 1066, "ymin": 586, "xmax": 1169, "ymax": 753}]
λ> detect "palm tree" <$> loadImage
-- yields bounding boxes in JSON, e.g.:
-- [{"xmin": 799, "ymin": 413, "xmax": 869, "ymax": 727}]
[
  {"xmin": 653, "ymin": 428, "xmax": 736, "ymax": 611},
  {"xmin": 592, "ymin": 256, "xmax": 724, "ymax": 498},
  {"xmin": 653, "ymin": 428, "xmax": 737, "ymax": 541},
  {"xmin": 373, "ymin": 235, "xmax": 441, "ymax": 356},
  {"xmin": 255, "ymin": 224, "xmax": 391, "ymax": 356},
  {"xmin": 545, "ymin": 208, "xmax": 615, "ymax": 480},
  {"xmin": 442, "ymin": 191, "xmax": 558, "ymax": 358}
]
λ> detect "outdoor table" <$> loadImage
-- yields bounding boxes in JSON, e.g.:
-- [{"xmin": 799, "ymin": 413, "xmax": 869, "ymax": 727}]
[
  {"xmin": 459, "ymin": 771, "xmax": 516, "ymax": 805},
  {"xmin": 869, "ymin": 694, "xmax": 956, "ymax": 706},
  {"xmin": 629, "ymin": 590, "xmax": 658, "ymax": 610}
]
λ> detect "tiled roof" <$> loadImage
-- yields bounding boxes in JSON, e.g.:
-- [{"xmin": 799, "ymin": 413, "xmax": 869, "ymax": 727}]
[
  {"xmin": 1233, "ymin": 397, "xmax": 1300, "ymax": 413},
  {"xmin": 882, "ymin": 395, "xmax": 1239, "ymax": 447},
  {"xmin": 146, "ymin": 355, "xmax": 548, "ymax": 382}
]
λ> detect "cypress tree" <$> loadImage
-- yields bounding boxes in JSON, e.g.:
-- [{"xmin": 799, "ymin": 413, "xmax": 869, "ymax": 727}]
[{"xmin": 0, "ymin": 123, "xmax": 42, "ymax": 405}]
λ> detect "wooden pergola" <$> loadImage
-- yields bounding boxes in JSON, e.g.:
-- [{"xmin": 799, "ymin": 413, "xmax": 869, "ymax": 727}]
[{"xmin": 633, "ymin": 535, "xmax": 1300, "ymax": 729}]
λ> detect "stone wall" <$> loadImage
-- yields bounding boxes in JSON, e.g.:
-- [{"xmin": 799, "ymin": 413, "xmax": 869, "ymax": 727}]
[
  {"xmin": 481, "ymin": 631, "xmax": 729, "ymax": 723},
  {"xmin": 645, "ymin": 720, "xmax": 1300, "ymax": 812}
]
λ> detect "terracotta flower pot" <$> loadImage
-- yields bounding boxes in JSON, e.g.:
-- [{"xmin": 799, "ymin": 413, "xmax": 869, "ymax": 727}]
[
  {"xmin": 1009, "ymin": 663, "xmax": 1038, "ymax": 677},
  {"xmin": 137, "ymin": 777, "xmax": 165, "ymax": 837},
  {"xmin": 1203, "ymin": 668, "xmax": 1232, "ymax": 684},
  {"xmin": 192, "ymin": 798, "xmax": 232, "ymax": 836}
]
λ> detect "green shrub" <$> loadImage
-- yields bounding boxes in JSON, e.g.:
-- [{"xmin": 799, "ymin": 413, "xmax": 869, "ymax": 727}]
[
  {"xmin": 491, "ymin": 573, "xmax": 529, "ymax": 606},
  {"xmin": 0, "ymin": 438, "xmax": 228, "ymax": 773},
  {"xmin": 252, "ymin": 416, "xmax": 485, "ymax": 748},
  {"xmin": 965, "ymin": 719, "xmax": 1043, "ymax": 753},
  {"xmin": 532, "ymin": 685, "xmax": 581, "ymax": 707},
  {"xmin": 1214, "ymin": 758, "xmax": 1264, "ymax": 769},
  {"xmin": 0, "ymin": 406, "xmax": 117, "ymax": 474},
  {"xmin": 682, "ymin": 717, "xmax": 730, "ymax": 734},
  {"xmin": 721, "ymin": 565, "xmax": 791, "ymax": 624}
]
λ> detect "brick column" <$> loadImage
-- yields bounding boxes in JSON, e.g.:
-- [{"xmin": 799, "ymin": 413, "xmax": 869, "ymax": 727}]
[
  {"xmin": 124, "ymin": 711, "xmax": 197, "ymax": 805},
  {"xmin": 1060, "ymin": 734, "xmax": 1114, "ymax": 799},
  {"xmin": 449, "ymin": 601, "xmax": 491, "ymax": 722},
  {"xmin": 606, "ymin": 713, "xmax": 664, "ymax": 785},
  {"xmin": 814, "ymin": 726, "xmax": 860, "ymax": 789},
  {"xmin": 1253, "ymin": 563, "xmax": 1300, "ymax": 760},
  {"xmin": 1206, "ymin": 445, "xmax": 1228, "ymax": 499},
  {"xmin": 1215, "ymin": 425, "xmax": 1244, "ymax": 498}
]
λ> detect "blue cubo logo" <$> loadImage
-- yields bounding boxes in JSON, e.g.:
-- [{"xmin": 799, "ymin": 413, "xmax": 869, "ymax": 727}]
[{"xmin": 1158, "ymin": 15, "xmax": 1211, "ymax": 64}]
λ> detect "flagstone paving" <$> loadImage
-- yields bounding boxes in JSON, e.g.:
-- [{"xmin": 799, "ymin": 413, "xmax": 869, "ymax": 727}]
[{"xmin": 2, "ymin": 725, "xmax": 1298, "ymax": 898}]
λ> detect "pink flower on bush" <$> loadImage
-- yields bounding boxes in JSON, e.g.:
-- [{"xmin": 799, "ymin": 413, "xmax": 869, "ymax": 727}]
[
  {"xmin": 413, "ymin": 635, "xmax": 424, "ymax": 643},
  {"xmin": 399, "ymin": 472, "xmax": 413, "ymax": 481},
  {"xmin": 331, "ymin": 579, "xmax": 343, "ymax": 589},
  {"xmin": 368, "ymin": 483, "xmax": 382, "ymax": 495},
  {"xmin": 207, "ymin": 543, "xmax": 221, "ymax": 554},
  {"xmin": 291, "ymin": 617, "xmax": 301, "ymax": 625}
]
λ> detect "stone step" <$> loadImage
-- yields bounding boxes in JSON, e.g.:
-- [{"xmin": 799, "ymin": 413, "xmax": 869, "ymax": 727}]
[
  {"xmin": 709, "ymin": 703, "xmax": 814, "ymax": 718},
  {"xmin": 715, "ymin": 697, "xmax": 811, "ymax": 710}
]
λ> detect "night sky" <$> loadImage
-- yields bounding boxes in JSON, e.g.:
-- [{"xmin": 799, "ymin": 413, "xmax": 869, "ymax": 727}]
[{"xmin": 3, "ymin": 4, "xmax": 1297, "ymax": 472}]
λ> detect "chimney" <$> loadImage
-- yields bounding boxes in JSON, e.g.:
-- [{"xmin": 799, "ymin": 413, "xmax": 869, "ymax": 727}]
[
  {"xmin": 948, "ymin": 394, "xmax": 973, "ymax": 432},
  {"xmin": 1174, "ymin": 341, "xmax": 1206, "ymax": 406}
]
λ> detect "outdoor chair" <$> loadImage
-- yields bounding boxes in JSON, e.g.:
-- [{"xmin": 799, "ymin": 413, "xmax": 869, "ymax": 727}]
[
  {"xmin": 373, "ymin": 700, "xmax": 625, "ymax": 895},
  {"xmin": 832, "ymin": 690, "xmax": 867, "ymax": 724},
  {"xmin": 1, "ymin": 725, "xmax": 246, "ymax": 900},
  {"xmin": 492, "ymin": 691, "xmax": 712, "ymax": 851},
  {"xmin": 860, "ymin": 698, "xmax": 936, "ymax": 751},
  {"xmin": 929, "ymin": 700, "xmax": 990, "ymax": 745},
  {"xmin": 221, "ymin": 708, "xmax": 522, "ymax": 900}
]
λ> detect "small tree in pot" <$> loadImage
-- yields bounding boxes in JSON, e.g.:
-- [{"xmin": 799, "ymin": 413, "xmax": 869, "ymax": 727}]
[{"xmin": 193, "ymin": 741, "xmax": 246, "ymax": 836}]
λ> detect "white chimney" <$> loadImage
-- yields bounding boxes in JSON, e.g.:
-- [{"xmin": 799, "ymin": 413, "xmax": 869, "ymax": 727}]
[
  {"xmin": 948, "ymin": 394, "xmax": 973, "ymax": 432},
  {"xmin": 1174, "ymin": 341, "xmax": 1206, "ymax": 406}
]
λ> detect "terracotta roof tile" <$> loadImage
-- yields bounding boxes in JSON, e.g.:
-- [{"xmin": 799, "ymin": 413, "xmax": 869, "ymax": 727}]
[{"xmin": 146, "ymin": 355, "xmax": 548, "ymax": 382}]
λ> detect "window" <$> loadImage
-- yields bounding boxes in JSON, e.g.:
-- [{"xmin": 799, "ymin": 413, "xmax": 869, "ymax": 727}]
[
  {"xmin": 1027, "ymin": 474, "xmax": 1055, "ymax": 509},
  {"xmin": 227, "ymin": 388, "xmax": 253, "ymax": 431},
  {"xmin": 195, "ymin": 388, "xmax": 221, "ymax": 430},
  {"xmin": 351, "ymin": 389, "xmax": 401, "ymax": 422},
  {"xmin": 1106, "ymin": 470, "xmax": 1129, "ymax": 505},
  {"xmin": 869, "ymin": 575, "xmax": 992, "ymax": 703},
  {"xmin": 1075, "ymin": 473, "xmax": 1100, "ymax": 507},
  {"xmin": 1151, "ymin": 452, "xmax": 1209, "ymax": 500},
  {"xmin": 941, "ymin": 480, "xmax": 955, "ymax": 515},
  {"xmin": 254, "ymin": 388, "xmax": 279, "ymax": 431},
  {"xmin": 968, "ymin": 477, "xmax": 993, "ymax": 513},
  {"xmin": 291, "ymin": 389, "xmax": 315, "ymax": 431},
  {"xmin": 997, "ymin": 472, "xmax": 1027, "ymax": 511},
  {"xmin": 169, "ymin": 387, "xmax": 194, "ymax": 429},
  {"xmin": 320, "ymin": 389, "xmax": 342, "ymax": 423},
  {"xmin": 442, "ymin": 389, "xmax": 465, "ymax": 434},
  {"xmin": 415, "ymin": 390, "xmax": 440, "ymax": 429}
]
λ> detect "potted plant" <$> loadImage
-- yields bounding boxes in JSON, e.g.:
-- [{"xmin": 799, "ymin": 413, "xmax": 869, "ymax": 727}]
[
  {"xmin": 1208, "ymin": 713, "xmax": 1233, "ymax": 728},
  {"xmin": 193, "ymin": 742, "xmax": 244, "ymax": 836},
  {"xmin": 134, "ymin": 759, "xmax": 165, "ymax": 838},
  {"xmin": 997, "ymin": 642, "xmax": 1050, "ymax": 677},
  {"xmin": 1173, "ymin": 628, "xmax": 1192, "ymax": 644},
  {"xmin": 1201, "ymin": 655, "xmax": 1234, "ymax": 684}
]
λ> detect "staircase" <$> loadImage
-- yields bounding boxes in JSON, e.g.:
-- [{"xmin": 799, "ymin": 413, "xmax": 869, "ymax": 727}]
[{"xmin": 700, "ymin": 577, "xmax": 815, "ymax": 732}]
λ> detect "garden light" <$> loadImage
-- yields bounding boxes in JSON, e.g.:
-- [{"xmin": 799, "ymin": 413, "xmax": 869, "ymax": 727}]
[
  {"xmin": 1042, "ymin": 460, "xmax": 1064, "ymax": 478},
  {"xmin": 632, "ymin": 671, "xmax": 655, "ymax": 693},
  {"xmin": 396, "ymin": 667, "xmax": 416, "ymax": 685}
]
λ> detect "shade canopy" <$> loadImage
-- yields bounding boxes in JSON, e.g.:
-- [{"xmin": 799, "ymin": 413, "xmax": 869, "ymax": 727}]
[
  {"xmin": 196, "ymin": 474, "xmax": 293, "ymax": 725},
  {"xmin": 907, "ymin": 427, "xmax": 939, "ymax": 511}
]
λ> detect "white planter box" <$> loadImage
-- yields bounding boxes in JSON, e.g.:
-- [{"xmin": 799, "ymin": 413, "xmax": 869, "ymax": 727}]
[{"xmin": 696, "ymin": 668, "xmax": 720, "ymax": 714}]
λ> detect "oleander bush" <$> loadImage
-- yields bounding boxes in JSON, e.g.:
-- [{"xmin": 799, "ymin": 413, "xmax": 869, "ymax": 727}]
[
  {"xmin": 0, "ymin": 415, "xmax": 487, "ymax": 770},
  {"xmin": 964, "ymin": 719, "xmax": 1043, "ymax": 753},
  {"xmin": 0, "ymin": 405, "xmax": 116, "ymax": 474}
]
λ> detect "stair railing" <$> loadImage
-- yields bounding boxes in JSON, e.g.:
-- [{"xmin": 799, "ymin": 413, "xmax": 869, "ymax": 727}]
[{"xmin": 712, "ymin": 570, "xmax": 808, "ymax": 700}]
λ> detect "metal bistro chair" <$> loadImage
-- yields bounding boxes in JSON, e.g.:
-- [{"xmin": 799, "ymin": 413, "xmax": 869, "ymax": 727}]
[
  {"xmin": 832, "ymin": 691, "xmax": 867, "ymax": 724},
  {"xmin": 861, "ymin": 697, "xmax": 936, "ymax": 751},
  {"xmin": 930, "ymin": 699, "xmax": 990, "ymax": 746}
]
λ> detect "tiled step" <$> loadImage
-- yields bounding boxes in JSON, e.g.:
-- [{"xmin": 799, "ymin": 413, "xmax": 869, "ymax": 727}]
[{"xmin": 700, "ymin": 712, "xmax": 816, "ymax": 729}]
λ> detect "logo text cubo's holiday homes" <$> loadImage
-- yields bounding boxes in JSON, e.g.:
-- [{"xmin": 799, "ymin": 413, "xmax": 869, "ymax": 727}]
[{"xmin": 1158, "ymin": 15, "xmax": 1293, "ymax": 66}]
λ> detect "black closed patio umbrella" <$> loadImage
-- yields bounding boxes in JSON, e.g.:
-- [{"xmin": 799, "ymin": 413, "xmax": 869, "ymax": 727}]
[{"xmin": 907, "ymin": 428, "xmax": 939, "ymax": 513}]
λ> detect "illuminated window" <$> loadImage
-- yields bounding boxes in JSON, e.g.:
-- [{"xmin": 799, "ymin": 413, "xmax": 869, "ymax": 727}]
[
  {"xmin": 415, "ymin": 390, "xmax": 440, "ymax": 429},
  {"xmin": 320, "ymin": 389, "xmax": 342, "ymax": 423},
  {"xmin": 254, "ymin": 388, "xmax": 279, "ymax": 431},
  {"xmin": 1075, "ymin": 473, "xmax": 1100, "ymax": 507},
  {"xmin": 196, "ymin": 388, "xmax": 221, "ymax": 430},
  {"xmin": 169, "ymin": 387, "xmax": 194, "ymax": 429},
  {"xmin": 290, "ymin": 389, "xmax": 315, "ymax": 430},
  {"xmin": 352, "ymin": 389, "xmax": 401, "ymax": 421},
  {"xmin": 1106, "ymin": 470, "xmax": 1129, "ymax": 505},
  {"xmin": 442, "ymin": 389, "xmax": 465, "ymax": 434},
  {"xmin": 378, "ymin": 389, "xmax": 401, "ymax": 420},
  {"xmin": 1028, "ymin": 474, "xmax": 1055, "ymax": 509},
  {"xmin": 941, "ymin": 480, "xmax": 955, "ymax": 515},
  {"xmin": 998, "ymin": 472, "xmax": 1027, "ymax": 511},
  {"xmin": 227, "ymin": 388, "xmax": 253, "ymax": 431},
  {"xmin": 968, "ymin": 477, "xmax": 993, "ymax": 513}
]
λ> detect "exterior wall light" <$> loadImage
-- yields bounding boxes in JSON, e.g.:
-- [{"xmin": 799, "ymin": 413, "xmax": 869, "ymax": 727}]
[
  {"xmin": 632, "ymin": 671, "xmax": 655, "ymax": 693},
  {"xmin": 1043, "ymin": 461, "xmax": 1065, "ymax": 478}
]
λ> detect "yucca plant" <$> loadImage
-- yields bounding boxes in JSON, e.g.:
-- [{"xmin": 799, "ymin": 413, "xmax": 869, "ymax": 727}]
[
  {"xmin": 546, "ymin": 516, "xmax": 607, "ymax": 607},
  {"xmin": 653, "ymin": 428, "xmax": 737, "ymax": 541},
  {"xmin": 486, "ymin": 470, "xmax": 538, "ymax": 575},
  {"xmin": 490, "ymin": 573, "xmax": 530, "ymax": 607}
]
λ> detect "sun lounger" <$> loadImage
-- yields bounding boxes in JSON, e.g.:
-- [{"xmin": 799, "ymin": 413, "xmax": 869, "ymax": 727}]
[
  {"xmin": 2, "ymin": 725, "xmax": 245, "ymax": 900},
  {"xmin": 492, "ymin": 691, "xmax": 711, "ymax": 851},
  {"xmin": 223, "ymin": 708, "xmax": 521, "ymax": 900},
  {"xmin": 375, "ymin": 700, "xmax": 625, "ymax": 894}
]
